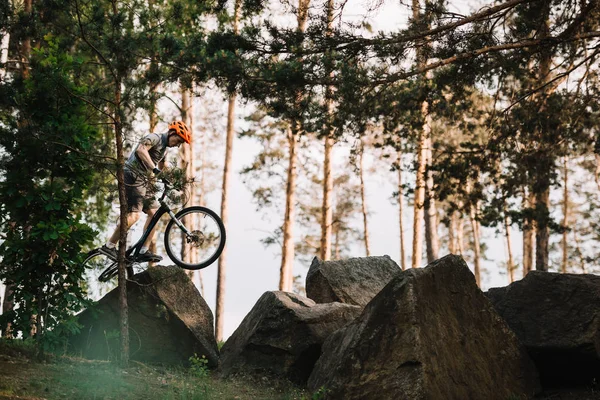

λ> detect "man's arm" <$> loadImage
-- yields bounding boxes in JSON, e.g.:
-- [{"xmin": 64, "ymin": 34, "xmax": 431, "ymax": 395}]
[{"xmin": 136, "ymin": 141, "xmax": 157, "ymax": 171}]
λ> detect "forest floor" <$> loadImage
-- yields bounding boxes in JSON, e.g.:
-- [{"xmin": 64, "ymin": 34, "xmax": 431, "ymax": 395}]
[
  {"xmin": 1, "ymin": 339, "xmax": 598, "ymax": 400},
  {"xmin": 0, "ymin": 340, "xmax": 309, "ymax": 400}
]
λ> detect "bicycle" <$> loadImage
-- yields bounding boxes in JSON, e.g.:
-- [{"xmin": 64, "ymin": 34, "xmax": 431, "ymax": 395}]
[{"xmin": 82, "ymin": 177, "xmax": 226, "ymax": 282}]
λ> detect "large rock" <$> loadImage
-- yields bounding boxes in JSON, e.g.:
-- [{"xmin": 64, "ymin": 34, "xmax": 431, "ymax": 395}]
[
  {"xmin": 219, "ymin": 291, "xmax": 361, "ymax": 384},
  {"xmin": 70, "ymin": 265, "xmax": 218, "ymax": 366},
  {"xmin": 308, "ymin": 254, "xmax": 540, "ymax": 400},
  {"xmin": 486, "ymin": 271, "xmax": 600, "ymax": 386},
  {"xmin": 306, "ymin": 255, "xmax": 400, "ymax": 306}
]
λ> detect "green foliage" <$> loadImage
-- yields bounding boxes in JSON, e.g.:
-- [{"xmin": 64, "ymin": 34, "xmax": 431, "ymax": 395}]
[
  {"xmin": 189, "ymin": 353, "xmax": 210, "ymax": 378},
  {"xmin": 0, "ymin": 32, "xmax": 102, "ymax": 346}
]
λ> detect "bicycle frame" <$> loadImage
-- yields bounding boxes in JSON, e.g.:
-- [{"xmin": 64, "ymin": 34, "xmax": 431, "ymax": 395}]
[{"xmin": 125, "ymin": 182, "xmax": 191, "ymax": 261}]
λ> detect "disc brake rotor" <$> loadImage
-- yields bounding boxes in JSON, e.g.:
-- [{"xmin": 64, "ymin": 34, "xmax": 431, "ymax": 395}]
[{"xmin": 186, "ymin": 230, "xmax": 205, "ymax": 248}]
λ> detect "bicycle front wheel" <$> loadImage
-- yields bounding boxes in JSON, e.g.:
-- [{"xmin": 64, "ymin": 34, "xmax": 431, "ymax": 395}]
[
  {"xmin": 164, "ymin": 206, "xmax": 226, "ymax": 270},
  {"xmin": 83, "ymin": 250, "xmax": 118, "ymax": 282}
]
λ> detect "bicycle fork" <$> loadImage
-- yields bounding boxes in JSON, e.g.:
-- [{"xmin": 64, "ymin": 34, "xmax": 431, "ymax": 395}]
[{"xmin": 167, "ymin": 209, "xmax": 192, "ymax": 236}]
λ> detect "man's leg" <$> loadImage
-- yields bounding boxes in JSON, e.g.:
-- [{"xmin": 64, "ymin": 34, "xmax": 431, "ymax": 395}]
[
  {"xmin": 136, "ymin": 207, "xmax": 162, "ymax": 262},
  {"xmin": 140, "ymin": 207, "xmax": 158, "ymax": 252},
  {"xmin": 107, "ymin": 212, "xmax": 141, "ymax": 246}
]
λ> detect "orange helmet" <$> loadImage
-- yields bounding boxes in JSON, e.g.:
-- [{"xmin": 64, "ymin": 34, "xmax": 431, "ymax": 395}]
[{"xmin": 168, "ymin": 120, "xmax": 191, "ymax": 144}]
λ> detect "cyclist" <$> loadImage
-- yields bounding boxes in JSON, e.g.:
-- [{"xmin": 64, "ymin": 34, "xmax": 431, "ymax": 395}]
[{"xmin": 100, "ymin": 121, "xmax": 192, "ymax": 262}]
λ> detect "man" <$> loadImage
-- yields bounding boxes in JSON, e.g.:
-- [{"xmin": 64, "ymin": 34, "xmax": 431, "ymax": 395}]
[{"xmin": 100, "ymin": 120, "xmax": 192, "ymax": 262}]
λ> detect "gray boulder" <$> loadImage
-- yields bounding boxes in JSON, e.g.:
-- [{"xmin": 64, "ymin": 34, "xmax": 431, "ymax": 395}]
[
  {"xmin": 219, "ymin": 291, "xmax": 361, "ymax": 384},
  {"xmin": 486, "ymin": 271, "xmax": 600, "ymax": 386},
  {"xmin": 306, "ymin": 255, "xmax": 400, "ymax": 306},
  {"xmin": 71, "ymin": 265, "xmax": 219, "ymax": 366},
  {"xmin": 308, "ymin": 254, "xmax": 540, "ymax": 400}
]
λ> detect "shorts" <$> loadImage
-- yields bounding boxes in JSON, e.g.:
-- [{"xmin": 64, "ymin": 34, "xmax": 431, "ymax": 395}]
[{"xmin": 124, "ymin": 169, "xmax": 159, "ymax": 213}]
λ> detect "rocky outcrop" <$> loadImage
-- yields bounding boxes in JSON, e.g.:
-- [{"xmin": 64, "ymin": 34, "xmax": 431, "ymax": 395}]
[
  {"xmin": 306, "ymin": 255, "xmax": 400, "ymax": 306},
  {"xmin": 486, "ymin": 271, "xmax": 600, "ymax": 386},
  {"xmin": 308, "ymin": 254, "xmax": 540, "ymax": 400},
  {"xmin": 219, "ymin": 291, "xmax": 361, "ymax": 384},
  {"xmin": 70, "ymin": 265, "xmax": 218, "ymax": 366}
]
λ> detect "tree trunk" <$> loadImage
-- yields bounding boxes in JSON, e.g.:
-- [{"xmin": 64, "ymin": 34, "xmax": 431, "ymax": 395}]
[
  {"xmin": 1, "ymin": 285, "xmax": 14, "ymax": 338},
  {"xmin": 469, "ymin": 204, "xmax": 482, "ymax": 287},
  {"xmin": 410, "ymin": 0, "xmax": 429, "ymax": 269},
  {"xmin": 278, "ymin": 0, "xmax": 311, "ymax": 289},
  {"xmin": 411, "ymin": 102, "xmax": 428, "ymax": 268},
  {"xmin": 216, "ymin": 92, "xmax": 235, "ymax": 342},
  {"xmin": 0, "ymin": 31, "xmax": 9, "ymax": 80},
  {"xmin": 148, "ymin": 79, "xmax": 159, "ymax": 265},
  {"xmin": 359, "ymin": 139, "xmax": 370, "ymax": 256},
  {"xmin": 114, "ymin": 79, "xmax": 130, "ymax": 368},
  {"xmin": 320, "ymin": 0, "xmax": 335, "ymax": 261},
  {"xmin": 533, "ymin": 3, "xmax": 552, "ymax": 272},
  {"xmin": 280, "ymin": 127, "xmax": 297, "ymax": 291},
  {"xmin": 504, "ymin": 212, "xmax": 515, "ymax": 283},
  {"xmin": 397, "ymin": 151, "xmax": 406, "ymax": 270},
  {"xmin": 215, "ymin": 0, "xmax": 240, "ymax": 341},
  {"xmin": 561, "ymin": 157, "xmax": 568, "ymax": 273},
  {"xmin": 523, "ymin": 188, "xmax": 535, "ymax": 276},
  {"xmin": 456, "ymin": 212, "xmax": 465, "ymax": 256},
  {"xmin": 466, "ymin": 181, "xmax": 481, "ymax": 286},
  {"xmin": 449, "ymin": 211, "xmax": 457, "ymax": 254},
  {"xmin": 180, "ymin": 87, "xmax": 196, "ymax": 268},
  {"xmin": 424, "ymin": 136, "xmax": 439, "ymax": 263}
]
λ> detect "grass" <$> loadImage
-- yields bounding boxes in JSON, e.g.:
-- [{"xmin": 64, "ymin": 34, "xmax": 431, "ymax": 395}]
[{"xmin": 0, "ymin": 340, "xmax": 309, "ymax": 400}]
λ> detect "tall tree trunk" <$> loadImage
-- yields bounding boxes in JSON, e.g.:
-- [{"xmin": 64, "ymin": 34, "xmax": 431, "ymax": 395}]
[
  {"xmin": 561, "ymin": 157, "xmax": 568, "ymax": 273},
  {"xmin": 114, "ymin": 78, "xmax": 130, "ymax": 368},
  {"xmin": 280, "ymin": 127, "xmax": 297, "ymax": 291},
  {"xmin": 449, "ymin": 209, "xmax": 460, "ymax": 254},
  {"xmin": 216, "ymin": 95, "xmax": 235, "ymax": 341},
  {"xmin": 321, "ymin": 135, "xmax": 333, "ymax": 260},
  {"xmin": 320, "ymin": 0, "xmax": 334, "ymax": 261},
  {"xmin": 279, "ymin": 0, "xmax": 311, "ymax": 289},
  {"xmin": 467, "ymin": 182, "xmax": 481, "ymax": 286},
  {"xmin": 533, "ymin": 3, "xmax": 552, "ymax": 272},
  {"xmin": 504, "ymin": 212, "xmax": 515, "ymax": 283},
  {"xmin": 456, "ymin": 211, "xmax": 465, "ymax": 256},
  {"xmin": 0, "ymin": 30, "xmax": 9, "ymax": 80},
  {"xmin": 148, "ymin": 79, "xmax": 159, "ymax": 265},
  {"xmin": 523, "ymin": 188, "xmax": 535, "ymax": 276},
  {"xmin": 358, "ymin": 139, "xmax": 370, "ymax": 256},
  {"xmin": 397, "ymin": 150, "xmax": 406, "ymax": 270},
  {"xmin": 1, "ymin": 286, "xmax": 13, "ymax": 338},
  {"xmin": 411, "ymin": 102, "xmax": 428, "ymax": 268},
  {"xmin": 424, "ymin": 136, "xmax": 439, "ymax": 263},
  {"xmin": 215, "ymin": 0, "xmax": 241, "ymax": 342},
  {"xmin": 180, "ymin": 87, "xmax": 196, "ymax": 269},
  {"xmin": 410, "ymin": 0, "xmax": 430, "ymax": 269}
]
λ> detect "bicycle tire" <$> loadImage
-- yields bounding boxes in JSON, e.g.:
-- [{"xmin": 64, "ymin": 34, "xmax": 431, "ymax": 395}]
[
  {"xmin": 164, "ymin": 206, "xmax": 226, "ymax": 270},
  {"xmin": 83, "ymin": 250, "xmax": 118, "ymax": 282}
]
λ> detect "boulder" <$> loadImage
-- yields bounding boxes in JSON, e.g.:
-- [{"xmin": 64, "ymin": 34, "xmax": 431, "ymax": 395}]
[
  {"xmin": 306, "ymin": 255, "xmax": 400, "ymax": 306},
  {"xmin": 308, "ymin": 254, "xmax": 540, "ymax": 400},
  {"xmin": 486, "ymin": 271, "xmax": 600, "ymax": 386},
  {"xmin": 219, "ymin": 291, "xmax": 361, "ymax": 384},
  {"xmin": 70, "ymin": 265, "xmax": 219, "ymax": 366}
]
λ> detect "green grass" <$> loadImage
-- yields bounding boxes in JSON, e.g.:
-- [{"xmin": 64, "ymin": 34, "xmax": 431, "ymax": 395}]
[{"xmin": 0, "ymin": 339, "xmax": 310, "ymax": 400}]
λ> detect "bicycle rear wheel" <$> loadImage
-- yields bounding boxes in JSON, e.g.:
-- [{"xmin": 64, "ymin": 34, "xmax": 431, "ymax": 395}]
[
  {"xmin": 83, "ymin": 250, "xmax": 118, "ymax": 282},
  {"xmin": 164, "ymin": 206, "xmax": 226, "ymax": 270}
]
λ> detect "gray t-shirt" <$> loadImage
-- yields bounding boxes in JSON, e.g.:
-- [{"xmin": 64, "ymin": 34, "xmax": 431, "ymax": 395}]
[{"xmin": 125, "ymin": 133, "xmax": 168, "ymax": 174}]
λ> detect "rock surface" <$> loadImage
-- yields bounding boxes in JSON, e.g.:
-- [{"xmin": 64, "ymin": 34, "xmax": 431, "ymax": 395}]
[
  {"xmin": 219, "ymin": 291, "xmax": 361, "ymax": 384},
  {"xmin": 70, "ymin": 265, "xmax": 219, "ymax": 366},
  {"xmin": 308, "ymin": 254, "xmax": 540, "ymax": 400},
  {"xmin": 486, "ymin": 271, "xmax": 600, "ymax": 386},
  {"xmin": 306, "ymin": 255, "xmax": 400, "ymax": 306}
]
